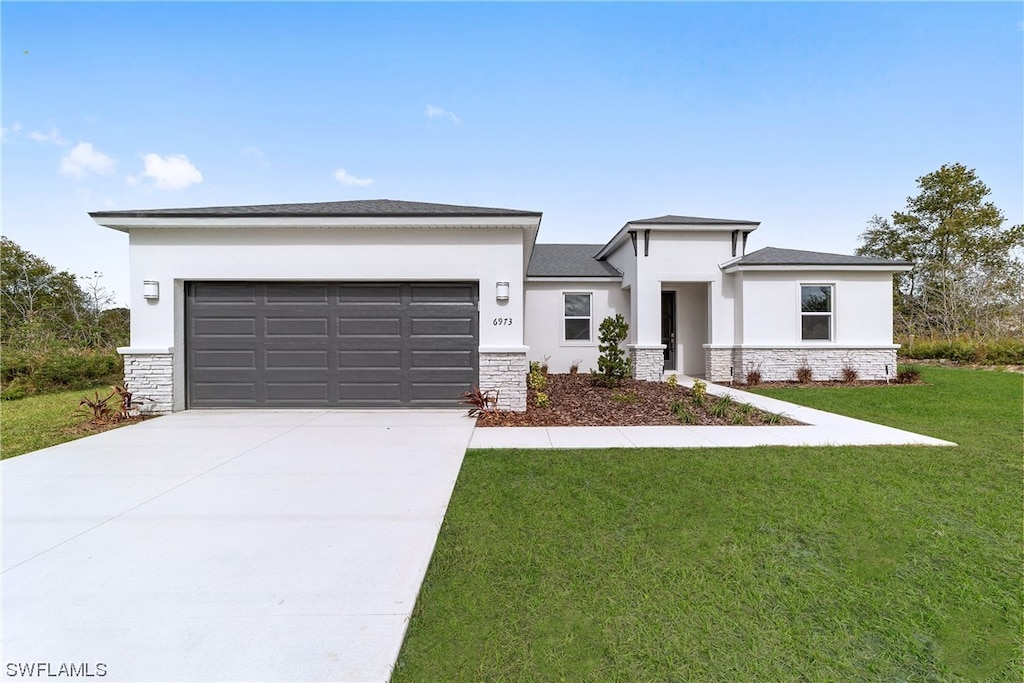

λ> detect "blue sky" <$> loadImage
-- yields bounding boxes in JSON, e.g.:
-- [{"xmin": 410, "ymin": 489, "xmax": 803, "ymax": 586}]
[{"xmin": 3, "ymin": 1, "xmax": 1022, "ymax": 305}]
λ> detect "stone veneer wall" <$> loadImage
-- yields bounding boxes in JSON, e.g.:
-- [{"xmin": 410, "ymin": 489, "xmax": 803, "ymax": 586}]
[
  {"xmin": 121, "ymin": 351, "xmax": 174, "ymax": 414},
  {"xmin": 629, "ymin": 345, "xmax": 666, "ymax": 382},
  {"xmin": 703, "ymin": 346, "xmax": 899, "ymax": 384},
  {"xmin": 479, "ymin": 351, "xmax": 528, "ymax": 412},
  {"xmin": 736, "ymin": 347, "xmax": 898, "ymax": 383},
  {"xmin": 704, "ymin": 346, "xmax": 735, "ymax": 383}
]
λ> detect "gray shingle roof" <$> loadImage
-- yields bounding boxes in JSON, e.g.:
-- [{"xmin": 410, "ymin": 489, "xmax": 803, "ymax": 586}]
[
  {"xmin": 527, "ymin": 244, "xmax": 622, "ymax": 277},
  {"xmin": 90, "ymin": 199, "xmax": 541, "ymax": 219},
  {"xmin": 630, "ymin": 215, "xmax": 759, "ymax": 226},
  {"xmin": 735, "ymin": 247, "xmax": 914, "ymax": 267}
]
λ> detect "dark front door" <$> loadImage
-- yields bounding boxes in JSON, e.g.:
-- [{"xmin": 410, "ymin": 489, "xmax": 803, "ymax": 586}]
[
  {"xmin": 661, "ymin": 291, "xmax": 676, "ymax": 371},
  {"xmin": 186, "ymin": 281, "xmax": 479, "ymax": 408}
]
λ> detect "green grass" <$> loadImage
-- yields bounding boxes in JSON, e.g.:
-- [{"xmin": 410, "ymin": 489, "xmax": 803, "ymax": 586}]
[
  {"xmin": 395, "ymin": 366, "xmax": 1023, "ymax": 681},
  {"xmin": 0, "ymin": 384, "xmax": 119, "ymax": 459}
]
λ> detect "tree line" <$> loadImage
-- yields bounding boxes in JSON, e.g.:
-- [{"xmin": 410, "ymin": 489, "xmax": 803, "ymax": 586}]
[
  {"xmin": 1, "ymin": 237, "xmax": 128, "ymax": 350},
  {"xmin": 856, "ymin": 163, "xmax": 1023, "ymax": 341}
]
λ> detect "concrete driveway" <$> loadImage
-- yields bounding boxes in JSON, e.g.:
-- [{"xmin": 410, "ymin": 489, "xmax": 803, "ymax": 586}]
[{"xmin": 2, "ymin": 410, "xmax": 475, "ymax": 683}]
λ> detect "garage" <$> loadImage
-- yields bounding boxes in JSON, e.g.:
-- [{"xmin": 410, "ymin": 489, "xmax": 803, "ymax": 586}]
[{"xmin": 186, "ymin": 281, "xmax": 479, "ymax": 408}]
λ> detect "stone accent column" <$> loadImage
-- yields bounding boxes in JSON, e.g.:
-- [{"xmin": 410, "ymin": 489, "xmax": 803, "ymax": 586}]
[
  {"xmin": 704, "ymin": 345, "xmax": 735, "ymax": 383},
  {"xmin": 119, "ymin": 348, "xmax": 174, "ymax": 414},
  {"xmin": 479, "ymin": 351, "xmax": 528, "ymax": 412},
  {"xmin": 628, "ymin": 344, "xmax": 666, "ymax": 381}
]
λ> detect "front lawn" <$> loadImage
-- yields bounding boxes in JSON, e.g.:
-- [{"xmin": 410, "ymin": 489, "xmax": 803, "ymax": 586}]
[
  {"xmin": 395, "ymin": 366, "xmax": 1023, "ymax": 680},
  {"xmin": 0, "ymin": 385, "xmax": 138, "ymax": 459}
]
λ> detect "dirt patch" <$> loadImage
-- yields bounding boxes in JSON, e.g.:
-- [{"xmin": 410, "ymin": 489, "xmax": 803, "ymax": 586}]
[{"xmin": 475, "ymin": 374, "xmax": 799, "ymax": 427}]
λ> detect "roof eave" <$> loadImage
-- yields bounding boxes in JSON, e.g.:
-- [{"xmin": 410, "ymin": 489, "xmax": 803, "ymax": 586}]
[
  {"xmin": 91, "ymin": 214, "xmax": 543, "ymax": 233},
  {"xmin": 722, "ymin": 263, "xmax": 914, "ymax": 273},
  {"xmin": 595, "ymin": 220, "xmax": 760, "ymax": 260}
]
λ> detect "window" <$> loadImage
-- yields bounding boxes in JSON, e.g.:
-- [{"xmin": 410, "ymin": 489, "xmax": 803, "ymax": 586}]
[
  {"xmin": 800, "ymin": 284, "xmax": 833, "ymax": 341},
  {"xmin": 563, "ymin": 293, "xmax": 592, "ymax": 342}
]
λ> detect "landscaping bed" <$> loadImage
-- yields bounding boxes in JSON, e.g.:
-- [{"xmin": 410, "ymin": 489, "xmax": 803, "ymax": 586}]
[{"xmin": 475, "ymin": 373, "xmax": 798, "ymax": 427}]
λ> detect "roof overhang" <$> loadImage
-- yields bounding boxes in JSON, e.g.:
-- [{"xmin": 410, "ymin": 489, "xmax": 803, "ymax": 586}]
[
  {"xmin": 595, "ymin": 220, "xmax": 760, "ymax": 261},
  {"xmin": 722, "ymin": 263, "xmax": 914, "ymax": 274}
]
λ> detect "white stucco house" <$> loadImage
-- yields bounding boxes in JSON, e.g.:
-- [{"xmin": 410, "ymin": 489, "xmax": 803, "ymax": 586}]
[{"xmin": 91, "ymin": 199, "xmax": 913, "ymax": 413}]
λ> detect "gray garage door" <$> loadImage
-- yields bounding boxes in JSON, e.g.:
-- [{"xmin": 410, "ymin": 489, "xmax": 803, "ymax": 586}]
[{"xmin": 186, "ymin": 282, "xmax": 478, "ymax": 408}]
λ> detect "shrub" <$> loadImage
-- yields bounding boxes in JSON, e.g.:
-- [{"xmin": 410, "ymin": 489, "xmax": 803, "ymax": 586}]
[
  {"xmin": 593, "ymin": 314, "xmax": 630, "ymax": 388},
  {"xmin": 1, "ymin": 346, "xmax": 122, "ymax": 396},
  {"xmin": 710, "ymin": 395, "xmax": 734, "ymax": 419},
  {"xmin": 540, "ymin": 355, "xmax": 550, "ymax": 375},
  {"xmin": 795, "ymin": 365, "xmax": 814, "ymax": 384},
  {"xmin": 745, "ymin": 369, "xmax": 762, "ymax": 386},
  {"xmin": 670, "ymin": 400, "xmax": 696, "ymax": 425},
  {"xmin": 690, "ymin": 379, "xmax": 707, "ymax": 406},
  {"xmin": 666, "ymin": 374, "xmax": 678, "ymax": 387},
  {"xmin": 841, "ymin": 366, "xmax": 859, "ymax": 383},
  {"xmin": 535, "ymin": 391, "xmax": 550, "ymax": 408},
  {"xmin": 898, "ymin": 336, "xmax": 1024, "ymax": 365},
  {"xmin": 460, "ymin": 385, "xmax": 499, "ymax": 417},
  {"xmin": 611, "ymin": 390, "xmax": 639, "ymax": 404},
  {"xmin": 569, "ymin": 359, "xmax": 581, "ymax": 375},
  {"xmin": 529, "ymin": 360, "xmax": 542, "ymax": 374},
  {"xmin": 764, "ymin": 411, "xmax": 785, "ymax": 425},
  {"xmin": 527, "ymin": 368, "xmax": 548, "ymax": 391},
  {"xmin": 896, "ymin": 366, "xmax": 922, "ymax": 384}
]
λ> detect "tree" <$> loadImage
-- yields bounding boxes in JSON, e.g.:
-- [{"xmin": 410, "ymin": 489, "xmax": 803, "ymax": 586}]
[
  {"xmin": 857, "ymin": 163, "xmax": 1024, "ymax": 339},
  {"xmin": 594, "ymin": 314, "xmax": 631, "ymax": 387},
  {"xmin": 0, "ymin": 237, "xmax": 127, "ymax": 348}
]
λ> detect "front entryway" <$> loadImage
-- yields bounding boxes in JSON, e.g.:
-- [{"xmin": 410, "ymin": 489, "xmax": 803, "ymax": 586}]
[
  {"xmin": 186, "ymin": 281, "xmax": 479, "ymax": 408},
  {"xmin": 662, "ymin": 283, "xmax": 709, "ymax": 376},
  {"xmin": 661, "ymin": 291, "xmax": 676, "ymax": 370}
]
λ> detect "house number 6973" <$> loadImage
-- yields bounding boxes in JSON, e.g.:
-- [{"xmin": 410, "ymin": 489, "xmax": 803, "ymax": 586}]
[{"xmin": 492, "ymin": 317, "xmax": 513, "ymax": 326}]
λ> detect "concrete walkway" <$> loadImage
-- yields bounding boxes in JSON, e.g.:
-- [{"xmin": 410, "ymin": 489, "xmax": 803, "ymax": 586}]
[
  {"xmin": 470, "ymin": 380, "xmax": 956, "ymax": 449},
  {"xmin": 2, "ymin": 410, "xmax": 475, "ymax": 683}
]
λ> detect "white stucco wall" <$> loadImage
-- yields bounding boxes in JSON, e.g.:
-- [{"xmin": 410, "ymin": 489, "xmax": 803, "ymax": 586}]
[
  {"xmin": 126, "ymin": 226, "xmax": 526, "ymax": 350},
  {"xmin": 523, "ymin": 280, "xmax": 630, "ymax": 373},
  {"xmin": 738, "ymin": 270, "xmax": 895, "ymax": 346}
]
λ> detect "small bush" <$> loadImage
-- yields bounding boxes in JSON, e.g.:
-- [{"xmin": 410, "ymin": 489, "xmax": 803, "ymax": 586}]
[
  {"xmin": 535, "ymin": 391, "xmax": 550, "ymax": 408},
  {"xmin": 670, "ymin": 400, "xmax": 697, "ymax": 425},
  {"xmin": 896, "ymin": 367, "xmax": 922, "ymax": 384},
  {"xmin": 569, "ymin": 359, "xmax": 581, "ymax": 375},
  {"xmin": 529, "ymin": 360, "xmax": 542, "ymax": 374},
  {"xmin": 666, "ymin": 374, "xmax": 678, "ymax": 387},
  {"xmin": 527, "ymin": 369, "xmax": 548, "ymax": 391},
  {"xmin": 795, "ymin": 365, "xmax": 814, "ymax": 384},
  {"xmin": 745, "ymin": 370, "xmax": 762, "ymax": 386},
  {"xmin": 1, "ymin": 346, "xmax": 122, "ymax": 396},
  {"xmin": 540, "ymin": 355, "xmax": 550, "ymax": 375},
  {"xmin": 611, "ymin": 391, "xmax": 639, "ymax": 404},
  {"xmin": 460, "ymin": 385, "xmax": 499, "ymax": 417},
  {"xmin": 691, "ymin": 379, "xmax": 707, "ymax": 406},
  {"xmin": 593, "ymin": 314, "xmax": 631, "ymax": 388},
  {"xmin": 710, "ymin": 395, "xmax": 734, "ymax": 419},
  {"xmin": 841, "ymin": 366, "xmax": 859, "ymax": 383},
  {"xmin": 764, "ymin": 411, "xmax": 785, "ymax": 425},
  {"xmin": 0, "ymin": 377, "xmax": 31, "ymax": 401}
]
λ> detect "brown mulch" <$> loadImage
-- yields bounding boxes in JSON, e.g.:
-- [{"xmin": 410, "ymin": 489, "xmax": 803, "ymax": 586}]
[
  {"xmin": 475, "ymin": 373, "xmax": 800, "ymax": 427},
  {"xmin": 63, "ymin": 416, "xmax": 152, "ymax": 437}
]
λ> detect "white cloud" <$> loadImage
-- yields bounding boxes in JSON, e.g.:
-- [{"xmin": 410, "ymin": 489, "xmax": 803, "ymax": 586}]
[
  {"xmin": 28, "ymin": 127, "xmax": 68, "ymax": 145},
  {"xmin": 142, "ymin": 153, "xmax": 203, "ymax": 190},
  {"xmin": 1, "ymin": 122, "xmax": 23, "ymax": 140},
  {"xmin": 333, "ymin": 168, "xmax": 374, "ymax": 187},
  {"xmin": 242, "ymin": 146, "xmax": 271, "ymax": 168},
  {"xmin": 60, "ymin": 142, "xmax": 115, "ymax": 177},
  {"xmin": 425, "ymin": 104, "xmax": 462, "ymax": 125}
]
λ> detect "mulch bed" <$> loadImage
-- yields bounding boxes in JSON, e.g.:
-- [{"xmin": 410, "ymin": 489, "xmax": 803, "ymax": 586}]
[
  {"xmin": 62, "ymin": 416, "xmax": 152, "ymax": 438},
  {"xmin": 475, "ymin": 373, "xmax": 800, "ymax": 427}
]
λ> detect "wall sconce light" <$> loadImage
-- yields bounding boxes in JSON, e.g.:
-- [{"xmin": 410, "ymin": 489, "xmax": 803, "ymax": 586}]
[
  {"xmin": 143, "ymin": 280, "xmax": 160, "ymax": 300},
  {"xmin": 495, "ymin": 281, "xmax": 510, "ymax": 301}
]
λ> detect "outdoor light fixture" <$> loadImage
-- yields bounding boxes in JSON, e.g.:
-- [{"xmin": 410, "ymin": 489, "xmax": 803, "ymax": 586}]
[
  {"xmin": 496, "ymin": 281, "xmax": 510, "ymax": 301},
  {"xmin": 143, "ymin": 280, "xmax": 160, "ymax": 300}
]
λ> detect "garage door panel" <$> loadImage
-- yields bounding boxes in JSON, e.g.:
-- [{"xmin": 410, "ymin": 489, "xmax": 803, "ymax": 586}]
[
  {"xmin": 188, "ymin": 282, "xmax": 477, "ymax": 408},
  {"xmin": 336, "ymin": 317, "xmax": 402, "ymax": 336},
  {"xmin": 265, "ymin": 382, "xmax": 329, "ymax": 403},
  {"xmin": 410, "ymin": 317, "xmax": 475, "ymax": 337},
  {"xmin": 266, "ymin": 317, "xmax": 329, "ymax": 337},
  {"xmin": 193, "ymin": 350, "xmax": 256, "ymax": 369},
  {"xmin": 192, "ymin": 317, "xmax": 257, "ymax": 337},
  {"xmin": 265, "ymin": 350, "xmax": 329, "ymax": 370},
  {"xmin": 337, "ymin": 350, "xmax": 402, "ymax": 368},
  {"xmin": 264, "ymin": 283, "xmax": 330, "ymax": 303}
]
